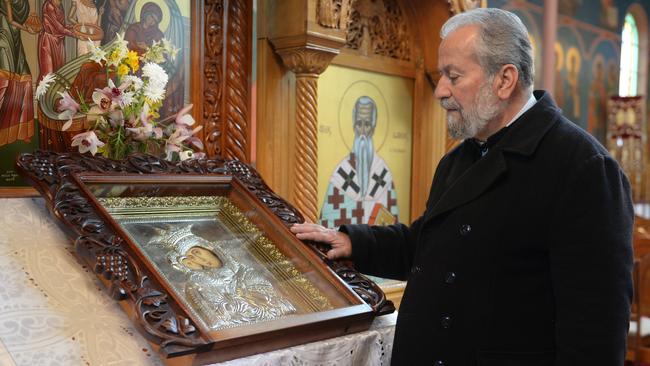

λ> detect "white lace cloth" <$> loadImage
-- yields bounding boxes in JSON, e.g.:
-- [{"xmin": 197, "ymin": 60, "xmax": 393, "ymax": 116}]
[{"xmin": 0, "ymin": 198, "xmax": 396, "ymax": 366}]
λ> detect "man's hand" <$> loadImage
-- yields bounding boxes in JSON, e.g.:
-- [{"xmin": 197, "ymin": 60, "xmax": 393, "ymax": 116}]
[{"xmin": 290, "ymin": 223, "xmax": 352, "ymax": 260}]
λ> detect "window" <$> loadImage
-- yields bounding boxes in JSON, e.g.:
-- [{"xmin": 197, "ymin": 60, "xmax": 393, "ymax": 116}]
[{"xmin": 620, "ymin": 13, "xmax": 640, "ymax": 97}]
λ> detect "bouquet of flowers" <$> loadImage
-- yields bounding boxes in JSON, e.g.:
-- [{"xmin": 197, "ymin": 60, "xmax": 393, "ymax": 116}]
[{"xmin": 36, "ymin": 34, "xmax": 204, "ymax": 161}]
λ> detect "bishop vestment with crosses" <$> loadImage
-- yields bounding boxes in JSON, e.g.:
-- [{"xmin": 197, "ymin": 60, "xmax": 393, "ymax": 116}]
[{"xmin": 320, "ymin": 152, "xmax": 399, "ymax": 228}]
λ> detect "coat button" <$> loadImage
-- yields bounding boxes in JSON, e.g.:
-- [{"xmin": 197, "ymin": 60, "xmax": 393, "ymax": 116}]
[
  {"xmin": 440, "ymin": 315, "xmax": 452, "ymax": 329},
  {"xmin": 411, "ymin": 265, "xmax": 422, "ymax": 275},
  {"xmin": 444, "ymin": 271, "xmax": 456, "ymax": 284},
  {"xmin": 459, "ymin": 224, "xmax": 472, "ymax": 236},
  {"xmin": 434, "ymin": 360, "xmax": 445, "ymax": 366}
]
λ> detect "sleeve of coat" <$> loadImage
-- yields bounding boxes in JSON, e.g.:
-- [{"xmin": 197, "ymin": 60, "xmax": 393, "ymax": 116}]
[
  {"xmin": 548, "ymin": 154, "xmax": 634, "ymax": 365},
  {"xmin": 340, "ymin": 218, "xmax": 423, "ymax": 281}
]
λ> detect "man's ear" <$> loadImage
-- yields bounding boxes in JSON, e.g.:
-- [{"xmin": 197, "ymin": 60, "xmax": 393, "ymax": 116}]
[{"xmin": 493, "ymin": 64, "xmax": 519, "ymax": 100}]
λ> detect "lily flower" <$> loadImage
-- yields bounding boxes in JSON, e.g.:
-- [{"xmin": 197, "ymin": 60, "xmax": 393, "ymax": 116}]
[
  {"xmin": 57, "ymin": 91, "xmax": 80, "ymax": 131},
  {"xmin": 175, "ymin": 104, "xmax": 195, "ymax": 126},
  {"xmin": 127, "ymin": 122, "xmax": 153, "ymax": 141},
  {"xmin": 87, "ymin": 39, "xmax": 106, "ymax": 64},
  {"xmin": 71, "ymin": 131, "xmax": 105, "ymax": 155}
]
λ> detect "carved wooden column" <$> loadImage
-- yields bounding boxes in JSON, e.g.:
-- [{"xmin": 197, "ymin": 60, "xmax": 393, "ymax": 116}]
[
  {"xmin": 196, "ymin": 0, "xmax": 253, "ymax": 162},
  {"xmin": 258, "ymin": 0, "xmax": 349, "ymax": 222},
  {"xmin": 272, "ymin": 42, "xmax": 341, "ymax": 222}
]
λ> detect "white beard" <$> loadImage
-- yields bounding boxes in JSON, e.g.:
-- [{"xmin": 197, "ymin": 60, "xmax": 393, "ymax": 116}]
[
  {"xmin": 442, "ymin": 80, "xmax": 502, "ymax": 140},
  {"xmin": 352, "ymin": 135, "xmax": 374, "ymax": 196}
]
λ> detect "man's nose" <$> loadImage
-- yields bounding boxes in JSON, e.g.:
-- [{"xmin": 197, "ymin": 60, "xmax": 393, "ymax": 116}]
[{"xmin": 434, "ymin": 77, "xmax": 450, "ymax": 100}]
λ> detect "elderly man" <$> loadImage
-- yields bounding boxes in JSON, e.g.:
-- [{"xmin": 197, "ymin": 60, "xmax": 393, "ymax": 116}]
[{"xmin": 291, "ymin": 7, "xmax": 633, "ymax": 366}]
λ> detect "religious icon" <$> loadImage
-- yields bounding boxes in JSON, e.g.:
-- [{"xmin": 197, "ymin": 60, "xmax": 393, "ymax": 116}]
[
  {"xmin": 320, "ymin": 96, "xmax": 399, "ymax": 228},
  {"xmin": 0, "ymin": 0, "xmax": 39, "ymax": 148},
  {"xmin": 103, "ymin": 195, "xmax": 335, "ymax": 332},
  {"xmin": 130, "ymin": 221, "xmax": 298, "ymax": 331},
  {"xmin": 588, "ymin": 54, "xmax": 607, "ymax": 142},
  {"xmin": 180, "ymin": 246, "xmax": 223, "ymax": 270},
  {"xmin": 566, "ymin": 46, "xmax": 581, "ymax": 119}
]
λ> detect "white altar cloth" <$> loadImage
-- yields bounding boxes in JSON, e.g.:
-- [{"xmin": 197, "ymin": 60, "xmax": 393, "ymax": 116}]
[{"xmin": 0, "ymin": 198, "xmax": 396, "ymax": 366}]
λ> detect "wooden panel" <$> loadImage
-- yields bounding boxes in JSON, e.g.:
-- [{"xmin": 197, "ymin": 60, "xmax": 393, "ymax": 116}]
[{"xmin": 255, "ymin": 40, "xmax": 296, "ymax": 199}]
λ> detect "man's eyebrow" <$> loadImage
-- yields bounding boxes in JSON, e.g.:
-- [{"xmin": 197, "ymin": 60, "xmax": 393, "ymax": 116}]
[{"xmin": 438, "ymin": 65, "xmax": 457, "ymax": 75}]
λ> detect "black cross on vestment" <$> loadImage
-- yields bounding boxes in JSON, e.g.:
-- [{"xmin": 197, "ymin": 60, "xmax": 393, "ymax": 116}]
[
  {"xmin": 337, "ymin": 167, "xmax": 360, "ymax": 193},
  {"xmin": 370, "ymin": 168, "xmax": 388, "ymax": 197}
]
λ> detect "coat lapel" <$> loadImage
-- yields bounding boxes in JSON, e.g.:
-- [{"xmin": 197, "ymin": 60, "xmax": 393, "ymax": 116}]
[
  {"xmin": 425, "ymin": 149, "xmax": 507, "ymax": 222},
  {"xmin": 422, "ymin": 90, "xmax": 560, "ymax": 224}
]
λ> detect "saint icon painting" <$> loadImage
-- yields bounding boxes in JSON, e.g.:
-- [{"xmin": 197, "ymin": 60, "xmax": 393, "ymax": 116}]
[{"xmin": 320, "ymin": 96, "xmax": 399, "ymax": 228}]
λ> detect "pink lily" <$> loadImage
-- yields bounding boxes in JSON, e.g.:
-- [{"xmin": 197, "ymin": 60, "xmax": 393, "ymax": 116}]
[
  {"xmin": 175, "ymin": 104, "xmax": 195, "ymax": 126},
  {"xmin": 92, "ymin": 79, "xmax": 132, "ymax": 111},
  {"xmin": 71, "ymin": 131, "xmax": 105, "ymax": 155},
  {"xmin": 127, "ymin": 123, "xmax": 153, "ymax": 142},
  {"xmin": 57, "ymin": 91, "xmax": 80, "ymax": 131}
]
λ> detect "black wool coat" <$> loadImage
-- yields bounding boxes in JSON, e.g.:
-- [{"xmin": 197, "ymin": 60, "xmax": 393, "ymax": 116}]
[{"xmin": 342, "ymin": 91, "xmax": 634, "ymax": 366}]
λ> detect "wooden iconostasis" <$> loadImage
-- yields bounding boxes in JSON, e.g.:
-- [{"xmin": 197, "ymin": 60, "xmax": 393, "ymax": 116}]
[
  {"xmin": 256, "ymin": 0, "xmax": 482, "ymax": 225},
  {"xmin": 0, "ymin": 0, "xmax": 477, "ymax": 223}
]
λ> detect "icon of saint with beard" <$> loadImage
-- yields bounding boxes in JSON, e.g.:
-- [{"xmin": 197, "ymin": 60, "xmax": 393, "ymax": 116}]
[{"xmin": 320, "ymin": 96, "xmax": 399, "ymax": 228}]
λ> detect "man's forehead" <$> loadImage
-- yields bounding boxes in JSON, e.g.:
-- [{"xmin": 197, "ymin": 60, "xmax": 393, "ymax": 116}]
[{"xmin": 437, "ymin": 30, "xmax": 481, "ymax": 71}]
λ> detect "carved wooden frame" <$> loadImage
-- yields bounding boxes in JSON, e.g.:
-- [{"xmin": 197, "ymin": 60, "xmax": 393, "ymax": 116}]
[{"xmin": 16, "ymin": 151, "xmax": 393, "ymax": 364}]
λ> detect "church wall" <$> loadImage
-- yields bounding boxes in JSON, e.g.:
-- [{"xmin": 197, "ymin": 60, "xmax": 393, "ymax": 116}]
[{"xmin": 489, "ymin": 0, "xmax": 650, "ymax": 145}]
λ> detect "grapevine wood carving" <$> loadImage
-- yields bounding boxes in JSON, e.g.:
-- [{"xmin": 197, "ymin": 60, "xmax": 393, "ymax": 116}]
[
  {"xmin": 203, "ymin": 0, "xmax": 251, "ymax": 161},
  {"xmin": 345, "ymin": 0, "xmax": 411, "ymax": 60},
  {"xmin": 274, "ymin": 48, "xmax": 338, "ymax": 223},
  {"xmin": 203, "ymin": 0, "xmax": 225, "ymax": 158},
  {"xmin": 16, "ymin": 151, "xmax": 394, "ymax": 351},
  {"xmin": 317, "ymin": 0, "xmax": 354, "ymax": 30}
]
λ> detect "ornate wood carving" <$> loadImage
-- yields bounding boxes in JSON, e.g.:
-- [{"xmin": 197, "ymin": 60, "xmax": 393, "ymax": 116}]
[
  {"xmin": 317, "ymin": 0, "xmax": 354, "ymax": 30},
  {"xmin": 448, "ymin": 0, "xmax": 486, "ymax": 14},
  {"xmin": 345, "ymin": 0, "xmax": 411, "ymax": 60},
  {"xmin": 274, "ymin": 47, "xmax": 338, "ymax": 222},
  {"xmin": 224, "ymin": 0, "xmax": 251, "ymax": 162},
  {"xmin": 203, "ymin": 1, "xmax": 225, "ymax": 158},
  {"xmin": 293, "ymin": 75, "xmax": 320, "ymax": 223},
  {"xmin": 275, "ymin": 47, "xmax": 338, "ymax": 76},
  {"xmin": 16, "ymin": 153, "xmax": 394, "ymax": 346},
  {"xmin": 202, "ymin": 0, "xmax": 251, "ymax": 161}
]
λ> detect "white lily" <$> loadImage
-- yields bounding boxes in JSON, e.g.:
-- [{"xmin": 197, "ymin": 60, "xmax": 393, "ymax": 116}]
[{"xmin": 87, "ymin": 38, "xmax": 106, "ymax": 64}]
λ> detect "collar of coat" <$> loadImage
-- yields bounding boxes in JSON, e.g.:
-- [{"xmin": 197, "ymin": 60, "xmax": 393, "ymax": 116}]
[
  {"xmin": 423, "ymin": 90, "xmax": 561, "ymax": 222},
  {"xmin": 494, "ymin": 90, "xmax": 561, "ymax": 157}
]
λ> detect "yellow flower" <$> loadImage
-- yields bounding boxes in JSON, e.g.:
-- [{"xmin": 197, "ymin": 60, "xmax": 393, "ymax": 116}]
[
  {"xmin": 117, "ymin": 64, "xmax": 129, "ymax": 77},
  {"xmin": 108, "ymin": 49, "xmax": 123, "ymax": 67},
  {"xmin": 126, "ymin": 50, "xmax": 140, "ymax": 72}
]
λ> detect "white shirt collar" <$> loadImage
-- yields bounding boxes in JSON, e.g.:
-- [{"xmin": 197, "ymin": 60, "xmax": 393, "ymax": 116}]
[{"xmin": 506, "ymin": 93, "xmax": 537, "ymax": 127}]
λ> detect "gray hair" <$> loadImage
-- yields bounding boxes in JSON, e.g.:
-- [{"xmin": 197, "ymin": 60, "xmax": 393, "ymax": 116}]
[{"xmin": 441, "ymin": 8, "xmax": 534, "ymax": 90}]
